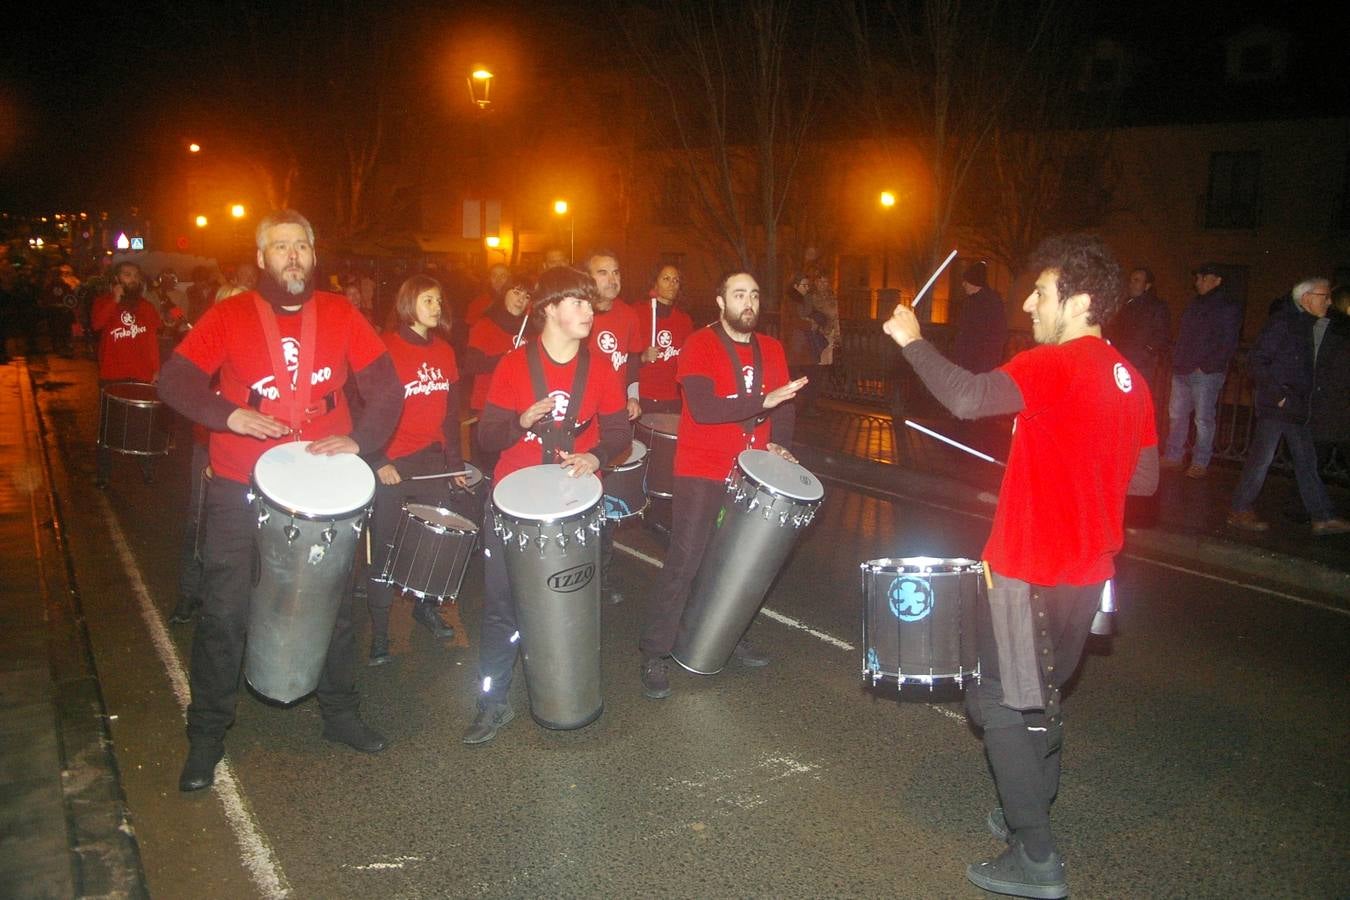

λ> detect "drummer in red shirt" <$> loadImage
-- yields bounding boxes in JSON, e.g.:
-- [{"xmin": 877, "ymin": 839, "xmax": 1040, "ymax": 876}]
[
  {"xmin": 882, "ymin": 234, "xmax": 1158, "ymax": 899},
  {"xmin": 462, "ymin": 270, "xmax": 531, "ymax": 479},
  {"xmin": 91, "ymin": 261, "xmax": 162, "ymax": 486},
  {"xmin": 158, "ymin": 210, "xmax": 403, "ymax": 793},
  {"xmin": 639, "ymin": 272, "xmax": 807, "ymax": 700},
  {"xmin": 462, "ymin": 266, "xmax": 630, "ymax": 746},
  {"xmin": 364, "ymin": 275, "xmax": 468, "ymax": 664},
  {"xmin": 634, "ymin": 263, "xmax": 695, "ymax": 414}
]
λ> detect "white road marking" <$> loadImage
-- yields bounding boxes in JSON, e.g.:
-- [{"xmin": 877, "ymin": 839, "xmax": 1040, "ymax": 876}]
[
  {"xmin": 817, "ymin": 473, "xmax": 1346, "ymax": 613},
  {"xmin": 98, "ymin": 493, "xmax": 290, "ymax": 900}
]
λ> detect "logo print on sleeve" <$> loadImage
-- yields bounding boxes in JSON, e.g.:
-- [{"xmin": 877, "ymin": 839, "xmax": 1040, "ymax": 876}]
[{"xmin": 1113, "ymin": 362, "xmax": 1133, "ymax": 393}]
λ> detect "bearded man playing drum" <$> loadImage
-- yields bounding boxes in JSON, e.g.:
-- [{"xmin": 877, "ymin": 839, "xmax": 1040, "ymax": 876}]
[
  {"xmin": 463, "ymin": 266, "xmax": 630, "ymax": 745},
  {"xmin": 883, "ymin": 234, "xmax": 1158, "ymax": 899},
  {"xmin": 639, "ymin": 272, "xmax": 807, "ymax": 700},
  {"xmin": 91, "ymin": 261, "xmax": 162, "ymax": 486},
  {"xmin": 158, "ymin": 209, "xmax": 403, "ymax": 792}
]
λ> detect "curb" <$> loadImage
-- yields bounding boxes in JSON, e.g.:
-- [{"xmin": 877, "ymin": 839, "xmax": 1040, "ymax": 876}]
[{"xmin": 795, "ymin": 443, "xmax": 1350, "ymax": 609}]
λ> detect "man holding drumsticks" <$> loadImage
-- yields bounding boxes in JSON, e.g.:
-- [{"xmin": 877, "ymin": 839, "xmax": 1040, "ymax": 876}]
[
  {"xmin": 158, "ymin": 209, "xmax": 403, "ymax": 792},
  {"xmin": 883, "ymin": 234, "xmax": 1157, "ymax": 898},
  {"xmin": 639, "ymin": 271, "xmax": 806, "ymax": 700}
]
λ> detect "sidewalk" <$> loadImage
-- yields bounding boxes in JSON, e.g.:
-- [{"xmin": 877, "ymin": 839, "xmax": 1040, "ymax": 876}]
[
  {"xmin": 794, "ymin": 399, "xmax": 1350, "ymax": 604},
  {"xmin": 0, "ymin": 358, "xmax": 147, "ymax": 899}
]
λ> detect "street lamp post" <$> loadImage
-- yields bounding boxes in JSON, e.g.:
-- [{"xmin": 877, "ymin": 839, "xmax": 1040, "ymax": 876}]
[
  {"xmin": 878, "ymin": 190, "xmax": 896, "ymax": 290},
  {"xmin": 553, "ymin": 199, "xmax": 573, "ymax": 263}
]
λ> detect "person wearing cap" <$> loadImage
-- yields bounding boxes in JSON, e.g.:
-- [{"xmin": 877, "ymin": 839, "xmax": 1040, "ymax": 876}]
[
  {"xmin": 953, "ymin": 261, "xmax": 1008, "ymax": 375},
  {"xmin": 1163, "ymin": 263, "xmax": 1243, "ymax": 478}
]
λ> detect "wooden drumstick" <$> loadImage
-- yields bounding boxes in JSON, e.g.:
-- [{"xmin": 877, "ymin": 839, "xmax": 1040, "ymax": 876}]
[{"xmin": 407, "ymin": 468, "xmax": 472, "ymax": 481}]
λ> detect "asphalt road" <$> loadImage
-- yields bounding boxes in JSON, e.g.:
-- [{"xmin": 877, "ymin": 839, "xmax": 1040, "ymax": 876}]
[{"xmin": 31, "ymin": 357, "xmax": 1350, "ymax": 899}]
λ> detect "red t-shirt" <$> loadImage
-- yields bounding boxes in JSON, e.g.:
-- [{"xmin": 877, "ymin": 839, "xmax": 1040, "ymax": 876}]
[
  {"xmin": 674, "ymin": 326, "xmax": 790, "ymax": 481},
  {"xmin": 91, "ymin": 295, "xmax": 160, "ymax": 382},
  {"xmin": 589, "ymin": 300, "xmax": 640, "ymax": 385},
  {"xmin": 465, "ymin": 292, "xmax": 493, "ymax": 326},
  {"xmin": 984, "ymin": 337, "xmax": 1157, "ymax": 586},
  {"xmin": 467, "ymin": 316, "xmax": 528, "ymax": 410},
  {"xmin": 174, "ymin": 291, "xmax": 388, "ymax": 484},
  {"xmin": 633, "ymin": 299, "xmax": 695, "ymax": 402},
  {"xmin": 382, "ymin": 328, "xmax": 460, "ymax": 462},
  {"xmin": 485, "ymin": 345, "xmax": 625, "ymax": 482}
]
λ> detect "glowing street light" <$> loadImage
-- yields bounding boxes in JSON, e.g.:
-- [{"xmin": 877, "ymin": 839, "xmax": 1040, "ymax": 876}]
[
  {"xmin": 484, "ymin": 235, "xmax": 501, "ymax": 249},
  {"xmin": 553, "ymin": 199, "xmax": 574, "ymax": 262},
  {"xmin": 467, "ymin": 69, "xmax": 494, "ymax": 110},
  {"xmin": 188, "ymin": 142, "xmax": 201, "ymax": 153},
  {"xmin": 879, "ymin": 190, "xmax": 897, "ymax": 290},
  {"xmin": 195, "ymin": 215, "xmax": 209, "ymax": 228},
  {"xmin": 230, "ymin": 204, "xmax": 246, "ymax": 219},
  {"xmin": 879, "ymin": 190, "xmax": 896, "ymax": 209}
]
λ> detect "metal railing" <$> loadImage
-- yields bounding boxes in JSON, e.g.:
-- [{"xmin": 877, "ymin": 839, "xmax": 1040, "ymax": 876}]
[{"xmin": 781, "ymin": 318, "xmax": 1347, "ymax": 485}]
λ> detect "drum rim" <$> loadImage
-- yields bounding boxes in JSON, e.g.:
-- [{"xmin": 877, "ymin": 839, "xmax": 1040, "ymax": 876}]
[
  {"xmin": 861, "ymin": 557, "xmax": 983, "ymax": 573},
  {"xmin": 102, "ymin": 380, "xmax": 162, "ymax": 405},
  {"xmin": 636, "ymin": 413, "xmax": 681, "ymax": 436},
  {"xmin": 252, "ymin": 441, "xmax": 376, "ymax": 516},
  {"xmin": 734, "ymin": 449, "xmax": 824, "ymax": 503},
  {"xmin": 403, "ymin": 502, "xmax": 478, "ymax": 533},
  {"xmin": 491, "ymin": 464, "xmax": 602, "ymax": 521},
  {"xmin": 607, "ymin": 439, "xmax": 649, "ymax": 472}
]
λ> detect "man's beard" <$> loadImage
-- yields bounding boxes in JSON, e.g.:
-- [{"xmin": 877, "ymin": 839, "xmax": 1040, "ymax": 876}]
[
  {"xmin": 121, "ymin": 283, "xmax": 144, "ymax": 301},
  {"xmin": 722, "ymin": 307, "xmax": 757, "ymax": 335},
  {"xmin": 269, "ymin": 264, "xmax": 312, "ymax": 296}
]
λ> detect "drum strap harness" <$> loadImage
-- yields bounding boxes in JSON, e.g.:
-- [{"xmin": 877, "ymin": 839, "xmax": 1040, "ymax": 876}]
[
  {"xmin": 525, "ymin": 341, "xmax": 592, "ymax": 464},
  {"xmin": 253, "ymin": 295, "xmax": 319, "ymax": 433},
  {"xmin": 711, "ymin": 324, "xmax": 766, "ymax": 440}
]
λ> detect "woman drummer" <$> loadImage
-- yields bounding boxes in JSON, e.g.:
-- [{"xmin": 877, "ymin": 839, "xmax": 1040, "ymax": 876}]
[{"xmin": 365, "ymin": 275, "xmax": 470, "ymax": 665}]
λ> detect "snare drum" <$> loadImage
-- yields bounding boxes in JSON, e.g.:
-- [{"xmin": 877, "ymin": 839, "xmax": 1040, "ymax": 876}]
[
  {"xmin": 245, "ymin": 442, "xmax": 375, "ymax": 703},
  {"xmin": 602, "ymin": 440, "xmax": 649, "ymax": 521},
  {"xmin": 380, "ymin": 504, "xmax": 477, "ymax": 602},
  {"xmin": 492, "ymin": 465, "xmax": 604, "ymax": 730},
  {"xmin": 97, "ymin": 381, "xmax": 174, "ymax": 455},
  {"xmin": 673, "ymin": 450, "xmax": 824, "ymax": 674},
  {"xmin": 860, "ymin": 557, "xmax": 981, "ymax": 688},
  {"xmin": 635, "ymin": 413, "xmax": 679, "ymax": 498}
]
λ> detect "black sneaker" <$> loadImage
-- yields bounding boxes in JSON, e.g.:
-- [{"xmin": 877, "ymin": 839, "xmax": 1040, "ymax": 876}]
[
  {"xmin": 462, "ymin": 701, "xmax": 516, "ymax": 745},
  {"xmin": 966, "ymin": 838, "xmax": 1067, "ymax": 899},
  {"xmin": 412, "ymin": 600, "xmax": 455, "ymax": 639},
  {"xmin": 731, "ymin": 639, "xmax": 769, "ymax": 668},
  {"xmin": 640, "ymin": 657, "xmax": 671, "ymax": 699},
  {"xmin": 321, "ymin": 716, "xmax": 388, "ymax": 753},
  {"xmin": 988, "ymin": 807, "xmax": 1009, "ymax": 842},
  {"xmin": 178, "ymin": 741, "xmax": 224, "ymax": 792}
]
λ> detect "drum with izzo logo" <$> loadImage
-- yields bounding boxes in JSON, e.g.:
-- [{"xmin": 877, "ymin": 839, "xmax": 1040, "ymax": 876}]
[
  {"xmin": 491, "ymin": 465, "xmax": 605, "ymax": 730},
  {"xmin": 246, "ymin": 442, "xmax": 374, "ymax": 703},
  {"xmin": 860, "ymin": 557, "xmax": 981, "ymax": 689},
  {"xmin": 672, "ymin": 449, "xmax": 824, "ymax": 675}
]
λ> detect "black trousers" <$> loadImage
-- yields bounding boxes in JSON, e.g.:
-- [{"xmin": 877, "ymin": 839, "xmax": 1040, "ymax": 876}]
[
  {"xmin": 966, "ymin": 575, "xmax": 1100, "ymax": 853},
  {"xmin": 366, "ymin": 446, "xmax": 454, "ymax": 641},
  {"xmin": 640, "ymin": 475, "xmax": 726, "ymax": 658},
  {"xmin": 176, "ymin": 442, "xmax": 210, "ymax": 605},
  {"xmin": 186, "ymin": 477, "xmax": 359, "ymax": 745},
  {"xmin": 475, "ymin": 504, "xmax": 518, "ymax": 704}
]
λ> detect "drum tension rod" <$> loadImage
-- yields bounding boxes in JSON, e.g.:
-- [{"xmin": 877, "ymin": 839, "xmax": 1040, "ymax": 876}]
[{"xmin": 284, "ymin": 520, "xmax": 300, "ymax": 543}]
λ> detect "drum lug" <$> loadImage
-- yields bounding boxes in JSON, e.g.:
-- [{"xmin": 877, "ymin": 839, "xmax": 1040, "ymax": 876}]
[
  {"xmin": 518, "ymin": 532, "xmax": 529, "ymax": 551},
  {"xmin": 283, "ymin": 522, "xmax": 300, "ymax": 543},
  {"xmin": 778, "ymin": 511, "xmax": 789, "ymax": 527},
  {"xmin": 556, "ymin": 531, "xmax": 569, "ymax": 550},
  {"xmin": 574, "ymin": 526, "xmax": 587, "ymax": 545},
  {"xmin": 245, "ymin": 490, "xmax": 256, "ymax": 504},
  {"xmin": 255, "ymin": 508, "xmax": 270, "ymax": 528},
  {"xmin": 747, "ymin": 497, "xmax": 759, "ymax": 512},
  {"xmin": 351, "ymin": 517, "xmax": 365, "ymax": 535},
  {"xmin": 761, "ymin": 504, "xmax": 773, "ymax": 520},
  {"xmin": 588, "ymin": 518, "xmax": 601, "ymax": 534},
  {"xmin": 321, "ymin": 525, "xmax": 337, "ymax": 545},
  {"xmin": 535, "ymin": 533, "xmax": 549, "ymax": 554}
]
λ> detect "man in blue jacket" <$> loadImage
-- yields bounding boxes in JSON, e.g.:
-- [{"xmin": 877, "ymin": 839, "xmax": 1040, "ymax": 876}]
[
  {"xmin": 1227, "ymin": 278, "xmax": 1350, "ymax": 534},
  {"xmin": 1162, "ymin": 263, "xmax": 1243, "ymax": 478}
]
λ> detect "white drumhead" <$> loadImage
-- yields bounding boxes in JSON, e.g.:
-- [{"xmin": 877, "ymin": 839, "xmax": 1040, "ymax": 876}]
[
  {"xmin": 737, "ymin": 449, "xmax": 823, "ymax": 502},
  {"xmin": 493, "ymin": 464, "xmax": 602, "ymax": 521},
  {"xmin": 407, "ymin": 503, "xmax": 476, "ymax": 533},
  {"xmin": 253, "ymin": 441, "xmax": 375, "ymax": 516},
  {"xmin": 608, "ymin": 440, "xmax": 648, "ymax": 471}
]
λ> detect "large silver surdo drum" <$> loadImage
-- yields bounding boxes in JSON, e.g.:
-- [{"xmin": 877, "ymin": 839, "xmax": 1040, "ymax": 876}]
[
  {"xmin": 672, "ymin": 449, "xmax": 824, "ymax": 675},
  {"xmin": 492, "ymin": 465, "xmax": 605, "ymax": 730},
  {"xmin": 246, "ymin": 442, "xmax": 374, "ymax": 703}
]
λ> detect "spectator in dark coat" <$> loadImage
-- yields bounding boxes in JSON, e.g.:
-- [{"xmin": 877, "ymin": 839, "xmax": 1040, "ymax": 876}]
[
  {"xmin": 1312, "ymin": 285, "xmax": 1350, "ymax": 469},
  {"xmin": 1227, "ymin": 278, "xmax": 1349, "ymax": 534},
  {"xmin": 1107, "ymin": 267, "xmax": 1170, "ymax": 399},
  {"xmin": 1162, "ymin": 263, "xmax": 1243, "ymax": 478},
  {"xmin": 951, "ymin": 261, "xmax": 1007, "ymax": 373}
]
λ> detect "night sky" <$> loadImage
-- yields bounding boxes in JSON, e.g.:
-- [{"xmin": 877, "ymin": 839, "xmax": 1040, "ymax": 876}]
[{"xmin": 1, "ymin": 1, "xmax": 1339, "ymax": 216}]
